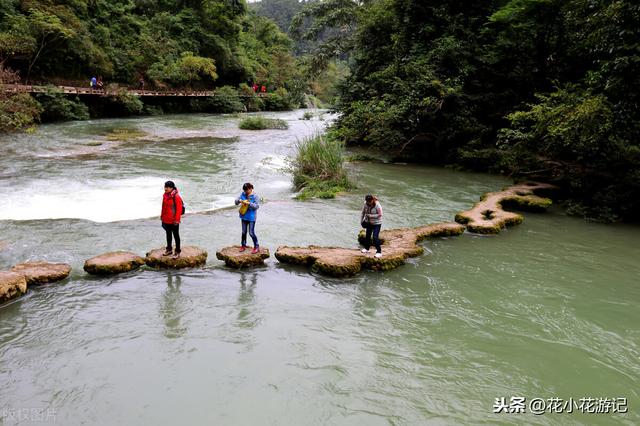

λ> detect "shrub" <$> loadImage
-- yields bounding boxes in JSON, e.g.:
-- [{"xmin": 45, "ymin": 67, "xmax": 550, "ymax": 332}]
[
  {"xmin": 35, "ymin": 86, "xmax": 89, "ymax": 122},
  {"xmin": 264, "ymin": 87, "xmax": 294, "ymax": 111},
  {"xmin": 239, "ymin": 116, "xmax": 288, "ymax": 130},
  {"xmin": 208, "ymin": 86, "xmax": 244, "ymax": 113},
  {"xmin": 290, "ymin": 133, "xmax": 352, "ymax": 199},
  {"xmin": 0, "ymin": 92, "xmax": 42, "ymax": 132},
  {"xmin": 238, "ymin": 83, "xmax": 265, "ymax": 112},
  {"xmin": 112, "ymin": 90, "xmax": 144, "ymax": 114}
]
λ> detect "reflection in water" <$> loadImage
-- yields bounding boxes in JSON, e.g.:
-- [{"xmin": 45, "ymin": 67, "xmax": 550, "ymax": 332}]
[
  {"xmin": 160, "ymin": 273, "xmax": 187, "ymax": 339},
  {"xmin": 237, "ymin": 272, "xmax": 259, "ymax": 329}
]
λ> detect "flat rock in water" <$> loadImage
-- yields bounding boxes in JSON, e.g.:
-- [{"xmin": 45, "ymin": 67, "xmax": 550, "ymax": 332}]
[
  {"xmin": 11, "ymin": 261, "xmax": 71, "ymax": 285},
  {"xmin": 84, "ymin": 251, "xmax": 145, "ymax": 275},
  {"xmin": 216, "ymin": 246, "xmax": 270, "ymax": 268},
  {"xmin": 145, "ymin": 246, "xmax": 207, "ymax": 269},
  {"xmin": 0, "ymin": 271, "xmax": 27, "ymax": 302},
  {"xmin": 454, "ymin": 181, "xmax": 557, "ymax": 234},
  {"xmin": 276, "ymin": 222, "xmax": 465, "ymax": 277}
]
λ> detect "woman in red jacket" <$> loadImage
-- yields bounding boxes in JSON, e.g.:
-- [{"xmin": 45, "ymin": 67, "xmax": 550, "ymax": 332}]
[{"xmin": 161, "ymin": 181, "xmax": 183, "ymax": 257}]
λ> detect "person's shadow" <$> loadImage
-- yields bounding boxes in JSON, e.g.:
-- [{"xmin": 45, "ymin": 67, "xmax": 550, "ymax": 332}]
[{"xmin": 161, "ymin": 273, "xmax": 187, "ymax": 339}]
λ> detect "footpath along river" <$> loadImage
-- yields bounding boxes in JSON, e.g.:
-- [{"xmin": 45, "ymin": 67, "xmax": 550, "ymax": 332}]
[{"xmin": 0, "ymin": 110, "xmax": 638, "ymax": 425}]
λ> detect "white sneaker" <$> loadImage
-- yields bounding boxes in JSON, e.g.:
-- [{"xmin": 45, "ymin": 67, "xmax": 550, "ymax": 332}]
[
  {"xmin": 360, "ymin": 248, "xmax": 368, "ymax": 253},
  {"xmin": 374, "ymin": 253, "xmax": 382, "ymax": 259}
]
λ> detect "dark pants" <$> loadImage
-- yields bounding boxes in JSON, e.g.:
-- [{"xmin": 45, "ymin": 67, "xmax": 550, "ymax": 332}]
[
  {"xmin": 241, "ymin": 220, "xmax": 258, "ymax": 247},
  {"xmin": 364, "ymin": 224, "xmax": 382, "ymax": 253},
  {"xmin": 162, "ymin": 223, "xmax": 181, "ymax": 252}
]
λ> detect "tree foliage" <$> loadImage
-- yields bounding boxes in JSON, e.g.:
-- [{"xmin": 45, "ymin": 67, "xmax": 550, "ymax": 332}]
[{"xmin": 302, "ymin": 0, "xmax": 640, "ymax": 221}]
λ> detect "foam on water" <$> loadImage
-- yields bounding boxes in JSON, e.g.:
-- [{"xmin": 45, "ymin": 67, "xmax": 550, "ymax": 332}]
[{"xmin": 1, "ymin": 176, "xmax": 165, "ymax": 222}]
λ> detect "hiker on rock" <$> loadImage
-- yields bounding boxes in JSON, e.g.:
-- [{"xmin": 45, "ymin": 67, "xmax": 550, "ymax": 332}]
[
  {"xmin": 361, "ymin": 194, "xmax": 383, "ymax": 258},
  {"xmin": 234, "ymin": 182, "xmax": 260, "ymax": 254},
  {"xmin": 161, "ymin": 181, "xmax": 183, "ymax": 258}
]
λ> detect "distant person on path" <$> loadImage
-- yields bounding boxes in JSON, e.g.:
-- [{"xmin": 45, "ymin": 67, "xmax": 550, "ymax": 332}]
[
  {"xmin": 234, "ymin": 182, "xmax": 260, "ymax": 254},
  {"xmin": 260, "ymin": 85, "xmax": 266, "ymax": 93},
  {"xmin": 361, "ymin": 194, "xmax": 383, "ymax": 258},
  {"xmin": 252, "ymin": 83, "xmax": 258, "ymax": 92},
  {"xmin": 138, "ymin": 77, "xmax": 145, "ymax": 90},
  {"xmin": 96, "ymin": 76, "xmax": 104, "ymax": 89},
  {"xmin": 161, "ymin": 181, "xmax": 183, "ymax": 258},
  {"xmin": 90, "ymin": 76, "xmax": 97, "ymax": 89}
]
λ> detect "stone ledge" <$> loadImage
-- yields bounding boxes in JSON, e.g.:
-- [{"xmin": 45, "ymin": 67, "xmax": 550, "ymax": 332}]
[
  {"xmin": 145, "ymin": 246, "xmax": 208, "ymax": 269},
  {"xmin": 216, "ymin": 246, "xmax": 270, "ymax": 268},
  {"xmin": 11, "ymin": 261, "xmax": 71, "ymax": 285},
  {"xmin": 84, "ymin": 251, "xmax": 145, "ymax": 275}
]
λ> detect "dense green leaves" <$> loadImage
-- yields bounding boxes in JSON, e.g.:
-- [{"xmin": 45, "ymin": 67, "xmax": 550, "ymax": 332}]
[{"xmin": 302, "ymin": 0, "xmax": 640, "ymax": 221}]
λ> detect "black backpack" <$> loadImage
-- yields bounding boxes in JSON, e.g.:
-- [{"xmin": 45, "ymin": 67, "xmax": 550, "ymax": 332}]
[{"xmin": 172, "ymin": 194, "xmax": 186, "ymax": 215}]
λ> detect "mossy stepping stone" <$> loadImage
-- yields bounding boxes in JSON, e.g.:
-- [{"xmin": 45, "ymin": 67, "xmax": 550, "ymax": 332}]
[
  {"xmin": 455, "ymin": 181, "xmax": 556, "ymax": 234},
  {"xmin": 145, "ymin": 246, "xmax": 207, "ymax": 269},
  {"xmin": 0, "ymin": 271, "xmax": 27, "ymax": 302},
  {"xmin": 276, "ymin": 222, "xmax": 465, "ymax": 277},
  {"xmin": 216, "ymin": 246, "xmax": 270, "ymax": 268},
  {"xmin": 84, "ymin": 251, "xmax": 145, "ymax": 275},
  {"xmin": 11, "ymin": 261, "xmax": 71, "ymax": 285}
]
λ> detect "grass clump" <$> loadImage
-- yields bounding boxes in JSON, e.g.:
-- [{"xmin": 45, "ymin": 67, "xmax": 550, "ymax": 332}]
[
  {"xmin": 238, "ymin": 116, "xmax": 288, "ymax": 130},
  {"xmin": 301, "ymin": 111, "xmax": 314, "ymax": 120},
  {"xmin": 291, "ymin": 133, "xmax": 352, "ymax": 200},
  {"xmin": 104, "ymin": 128, "xmax": 148, "ymax": 141}
]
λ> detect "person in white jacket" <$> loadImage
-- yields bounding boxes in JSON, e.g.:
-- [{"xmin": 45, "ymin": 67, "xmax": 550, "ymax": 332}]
[{"xmin": 360, "ymin": 194, "xmax": 383, "ymax": 258}]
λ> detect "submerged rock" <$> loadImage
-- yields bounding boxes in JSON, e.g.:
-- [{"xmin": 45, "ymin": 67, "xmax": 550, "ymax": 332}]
[
  {"xmin": 454, "ymin": 181, "xmax": 557, "ymax": 234},
  {"xmin": 216, "ymin": 246, "xmax": 270, "ymax": 268},
  {"xmin": 11, "ymin": 261, "xmax": 71, "ymax": 285},
  {"xmin": 145, "ymin": 246, "xmax": 207, "ymax": 269},
  {"xmin": 276, "ymin": 222, "xmax": 465, "ymax": 277},
  {"xmin": 84, "ymin": 251, "xmax": 145, "ymax": 275},
  {"xmin": 0, "ymin": 271, "xmax": 27, "ymax": 302}
]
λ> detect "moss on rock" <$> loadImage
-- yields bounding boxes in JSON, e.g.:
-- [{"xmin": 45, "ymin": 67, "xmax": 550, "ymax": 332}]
[
  {"xmin": 454, "ymin": 181, "xmax": 557, "ymax": 234},
  {"xmin": 11, "ymin": 261, "xmax": 71, "ymax": 285},
  {"xmin": 84, "ymin": 251, "xmax": 145, "ymax": 275},
  {"xmin": 145, "ymin": 246, "xmax": 207, "ymax": 269},
  {"xmin": 0, "ymin": 271, "xmax": 27, "ymax": 302},
  {"xmin": 275, "ymin": 222, "xmax": 465, "ymax": 277},
  {"xmin": 216, "ymin": 246, "xmax": 270, "ymax": 268}
]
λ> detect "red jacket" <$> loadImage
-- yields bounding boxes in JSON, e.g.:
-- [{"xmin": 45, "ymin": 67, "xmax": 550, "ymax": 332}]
[{"xmin": 161, "ymin": 189, "xmax": 183, "ymax": 224}]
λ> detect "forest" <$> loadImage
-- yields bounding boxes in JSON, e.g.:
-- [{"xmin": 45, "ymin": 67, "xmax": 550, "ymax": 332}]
[
  {"xmin": 293, "ymin": 0, "xmax": 640, "ymax": 221},
  {"xmin": 1, "ymin": 0, "xmax": 639, "ymax": 221},
  {"xmin": 0, "ymin": 0, "xmax": 327, "ymax": 128}
]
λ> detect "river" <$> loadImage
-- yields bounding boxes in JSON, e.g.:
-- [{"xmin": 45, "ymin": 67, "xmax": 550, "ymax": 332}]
[{"xmin": 0, "ymin": 110, "xmax": 638, "ymax": 425}]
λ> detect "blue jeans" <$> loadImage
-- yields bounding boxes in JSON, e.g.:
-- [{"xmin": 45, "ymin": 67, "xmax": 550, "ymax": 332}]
[
  {"xmin": 364, "ymin": 224, "xmax": 382, "ymax": 253},
  {"xmin": 241, "ymin": 220, "xmax": 258, "ymax": 247}
]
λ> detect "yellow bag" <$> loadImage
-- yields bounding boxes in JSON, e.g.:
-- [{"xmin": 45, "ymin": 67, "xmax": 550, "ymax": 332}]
[{"xmin": 239, "ymin": 200, "xmax": 250, "ymax": 215}]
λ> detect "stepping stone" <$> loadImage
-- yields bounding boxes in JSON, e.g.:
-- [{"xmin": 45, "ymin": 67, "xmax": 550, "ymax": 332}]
[
  {"xmin": 11, "ymin": 261, "xmax": 71, "ymax": 285},
  {"xmin": 216, "ymin": 246, "xmax": 270, "ymax": 268},
  {"xmin": 0, "ymin": 271, "xmax": 27, "ymax": 302},
  {"xmin": 145, "ymin": 246, "xmax": 207, "ymax": 269},
  {"xmin": 84, "ymin": 251, "xmax": 145, "ymax": 275},
  {"xmin": 455, "ymin": 181, "xmax": 557, "ymax": 234},
  {"xmin": 276, "ymin": 222, "xmax": 465, "ymax": 277}
]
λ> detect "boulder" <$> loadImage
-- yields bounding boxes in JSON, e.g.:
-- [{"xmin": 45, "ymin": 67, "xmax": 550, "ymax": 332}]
[
  {"xmin": 454, "ymin": 181, "xmax": 557, "ymax": 234},
  {"xmin": 0, "ymin": 271, "xmax": 27, "ymax": 302},
  {"xmin": 216, "ymin": 246, "xmax": 270, "ymax": 268},
  {"xmin": 11, "ymin": 261, "xmax": 71, "ymax": 285},
  {"xmin": 276, "ymin": 222, "xmax": 465, "ymax": 277},
  {"xmin": 145, "ymin": 246, "xmax": 207, "ymax": 269},
  {"xmin": 84, "ymin": 251, "xmax": 145, "ymax": 275}
]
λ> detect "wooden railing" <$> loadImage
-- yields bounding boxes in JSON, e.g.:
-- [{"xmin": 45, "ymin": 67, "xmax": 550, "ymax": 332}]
[{"xmin": 0, "ymin": 84, "xmax": 269, "ymax": 98}]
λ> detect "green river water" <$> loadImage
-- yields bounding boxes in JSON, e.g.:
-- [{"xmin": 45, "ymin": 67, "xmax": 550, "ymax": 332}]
[{"xmin": 0, "ymin": 110, "xmax": 638, "ymax": 425}]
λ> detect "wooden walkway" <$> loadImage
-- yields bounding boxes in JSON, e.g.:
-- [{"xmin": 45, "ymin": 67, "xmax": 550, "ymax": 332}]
[{"xmin": 1, "ymin": 83, "xmax": 269, "ymax": 98}]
